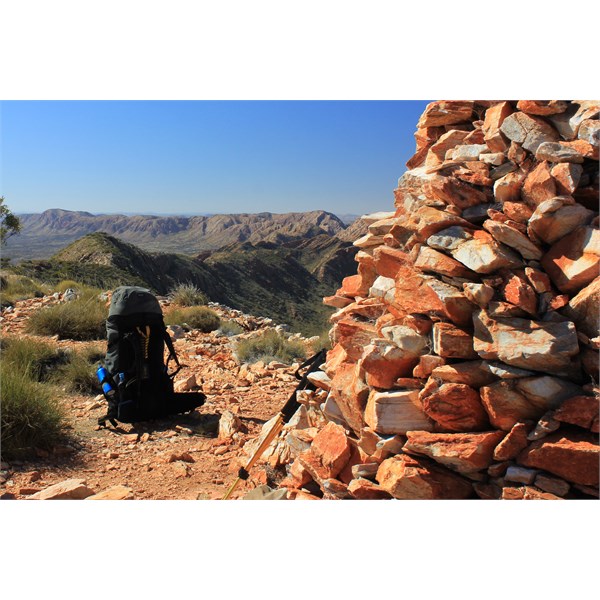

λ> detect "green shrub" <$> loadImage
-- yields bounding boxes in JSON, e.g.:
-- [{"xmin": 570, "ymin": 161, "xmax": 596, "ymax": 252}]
[
  {"xmin": 0, "ymin": 366, "xmax": 66, "ymax": 459},
  {"xmin": 218, "ymin": 320, "xmax": 244, "ymax": 337},
  {"xmin": 51, "ymin": 350, "xmax": 99, "ymax": 394},
  {"xmin": 54, "ymin": 279, "xmax": 81, "ymax": 293},
  {"xmin": 0, "ymin": 336, "xmax": 68, "ymax": 382},
  {"xmin": 234, "ymin": 330, "xmax": 306, "ymax": 365},
  {"xmin": 26, "ymin": 296, "xmax": 108, "ymax": 340},
  {"xmin": 0, "ymin": 273, "xmax": 50, "ymax": 307},
  {"xmin": 164, "ymin": 306, "xmax": 220, "ymax": 333},
  {"xmin": 170, "ymin": 283, "xmax": 208, "ymax": 307},
  {"xmin": 311, "ymin": 328, "xmax": 332, "ymax": 353}
]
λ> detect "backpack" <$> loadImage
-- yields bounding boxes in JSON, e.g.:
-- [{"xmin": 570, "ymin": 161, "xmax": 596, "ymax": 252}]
[{"xmin": 98, "ymin": 286, "xmax": 205, "ymax": 427}]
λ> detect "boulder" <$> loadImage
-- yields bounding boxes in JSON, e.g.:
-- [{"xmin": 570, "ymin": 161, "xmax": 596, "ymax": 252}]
[
  {"xmin": 85, "ymin": 485, "xmax": 134, "ymax": 500},
  {"xmin": 451, "ymin": 231, "xmax": 523, "ymax": 274},
  {"xmin": 541, "ymin": 227, "xmax": 600, "ymax": 294},
  {"xmin": 432, "ymin": 322, "xmax": 477, "ymax": 359},
  {"xmin": 482, "ymin": 101, "xmax": 513, "ymax": 152},
  {"xmin": 430, "ymin": 360, "xmax": 497, "ymax": 388},
  {"xmin": 420, "ymin": 381, "xmax": 489, "ymax": 432},
  {"xmin": 348, "ymin": 478, "xmax": 393, "ymax": 500},
  {"xmin": 493, "ymin": 422, "xmax": 530, "ymax": 461},
  {"xmin": 528, "ymin": 197, "xmax": 595, "ymax": 245},
  {"xmin": 535, "ymin": 142, "xmax": 585, "ymax": 163},
  {"xmin": 27, "ymin": 479, "xmax": 95, "ymax": 500},
  {"xmin": 563, "ymin": 277, "xmax": 600, "ymax": 338},
  {"xmin": 521, "ymin": 161, "xmax": 557, "ymax": 206},
  {"xmin": 418, "ymin": 101, "xmax": 474, "ymax": 127},
  {"xmin": 518, "ymin": 431, "xmax": 600, "ymax": 486},
  {"xmin": 551, "ymin": 163, "xmax": 583, "ymax": 195},
  {"xmin": 473, "ymin": 310, "xmax": 579, "ymax": 376},
  {"xmin": 500, "ymin": 112, "xmax": 560, "ymax": 154},
  {"xmin": 404, "ymin": 430, "xmax": 505, "ymax": 474},
  {"xmin": 553, "ymin": 395, "xmax": 599, "ymax": 430},
  {"xmin": 376, "ymin": 453, "xmax": 474, "ymax": 499},
  {"xmin": 482, "ymin": 220, "xmax": 542, "ymax": 261},
  {"xmin": 364, "ymin": 389, "xmax": 433, "ymax": 435}
]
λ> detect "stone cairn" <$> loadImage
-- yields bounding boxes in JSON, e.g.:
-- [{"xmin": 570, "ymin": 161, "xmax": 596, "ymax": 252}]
[{"xmin": 260, "ymin": 100, "xmax": 599, "ymax": 500}]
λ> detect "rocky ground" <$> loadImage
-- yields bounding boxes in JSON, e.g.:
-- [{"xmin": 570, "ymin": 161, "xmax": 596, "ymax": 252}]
[{"xmin": 0, "ymin": 294, "xmax": 317, "ymax": 500}]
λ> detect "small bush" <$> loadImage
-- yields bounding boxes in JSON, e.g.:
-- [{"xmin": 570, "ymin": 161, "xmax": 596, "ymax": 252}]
[
  {"xmin": 164, "ymin": 306, "xmax": 220, "ymax": 333},
  {"xmin": 234, "ymin": 330, "xmax": 307, "ymax": 365},
  {"xmin": 170, "ymin": 283, "xmax": 208, "ymax": 307},
  {"xmin": 0, "ymin": 273, "xmax": 50, "ymax": 307},
  {"xmin": 54, "ymin": 280, "xmax": 81, "ymax": 293},
  {"xmin": 0, "ymin": 366, "xmax": 66, "ymax": 459},
  {"xmin": 26, "ymin": 296, "xmax": 107, "ymax": 340},
  {"xmin": 51, "ymin": 350, "xmax": 99, "ymax": 394},
  {"xmin": 218, "ymin": 320, "xmax": 244, "ymax": 337},
  {"xmin": 311, "ymin": 329, "xmax": 332, "ymax": 353},
  {"xmin": 0, "ymin": 336, "xmax": 68, "ymax": 382}
]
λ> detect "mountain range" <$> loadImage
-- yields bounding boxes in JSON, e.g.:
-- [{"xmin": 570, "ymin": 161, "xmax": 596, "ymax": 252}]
[{"xmin": 4, "ymin": 209, "xmax": 362, "ymax": 260}]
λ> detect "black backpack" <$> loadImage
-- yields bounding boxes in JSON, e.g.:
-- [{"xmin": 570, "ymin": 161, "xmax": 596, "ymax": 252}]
[{"xmin": 98, "ymin": 286, "xmax": 205, "ymax": 427}]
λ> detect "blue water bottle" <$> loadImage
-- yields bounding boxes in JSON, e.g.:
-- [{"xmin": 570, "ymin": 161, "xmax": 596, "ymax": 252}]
[{"xmin": 96, "ymin": 364, "xmax": 115, "ymax": 398}]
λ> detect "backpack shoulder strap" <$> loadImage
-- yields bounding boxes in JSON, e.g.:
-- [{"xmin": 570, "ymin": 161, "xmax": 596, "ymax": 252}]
[{"xmin": 163, "ymin": 328, "xmax": 183, "ymax": 378}]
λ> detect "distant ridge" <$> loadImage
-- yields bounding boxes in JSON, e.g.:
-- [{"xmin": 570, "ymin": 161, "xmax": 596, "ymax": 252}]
[{"xmin": 5, "ymin": 208, "xmax": 349, "ymax": 260}]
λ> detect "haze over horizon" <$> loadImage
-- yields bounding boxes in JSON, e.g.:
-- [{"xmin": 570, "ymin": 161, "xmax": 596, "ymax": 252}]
[{"xmin": 1, "ymin": 100, "xmax": 429, "ymax": 216}]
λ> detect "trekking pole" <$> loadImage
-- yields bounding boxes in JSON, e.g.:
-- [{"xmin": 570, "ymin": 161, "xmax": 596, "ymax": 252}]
[{"xmin": 222, "ymin": 348, "xmax": 327, "ymax": 500}]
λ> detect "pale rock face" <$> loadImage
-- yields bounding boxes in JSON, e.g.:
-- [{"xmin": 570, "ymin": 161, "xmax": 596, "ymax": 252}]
[
  {"xmin": 482, "ymin": 219, "xmax": 542, "ymax": 260},
  {"xmin": 563, "ymin": 277, "xmax": 600, "ymax": 338},
  {"xmin": 578, "ymin": 119, "xmax": 600, "ymax": 147},
  {"xmin": 451, "ymin": 235, "xmax": 523, "ymax": 274},
  {"xmin": 500, "ymin": 112, "xmax": 560, "ymax": 153},
  {"xmin": 528, "ymin": 198, "xmax": 595, "ymax": 245},
  {"xmin": 364, "ymin": 389, "xmax": 433, "ymax": 435},
  {"xmin": 535, "ymin": 141, "xmax": 585, "ymax": 163},
  {"xmin": 541, "ymin": 226, "xmax": 600, "ymax": 294},
  {"xmin": 380, "ymin": 325, "xmax": 430, "ymax": 356},
  {"xmin": 451, "ymin": 144, "xmax": 489, "ymax": 161},
  {"xmin": 427, "ymin": 226, "xmax": 473, "ymax": 251},
  {"xmin": 404, "ymin": 430, "xmax": 506, "ymax": 474},
  {"xmin": 473, "ymin": 309, "xmax": 580, "ymax": 376}
]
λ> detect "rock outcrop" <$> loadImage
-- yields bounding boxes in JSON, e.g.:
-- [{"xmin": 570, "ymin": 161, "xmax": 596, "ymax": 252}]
[{"xmin": 268, "ymin": 100, "xmax": 599, "ymax": 500}]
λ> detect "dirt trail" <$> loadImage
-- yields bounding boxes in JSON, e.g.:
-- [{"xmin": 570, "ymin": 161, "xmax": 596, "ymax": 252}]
[{"xmin": 0, "ymin": 295, "xmax": 310, "ymax": 500}]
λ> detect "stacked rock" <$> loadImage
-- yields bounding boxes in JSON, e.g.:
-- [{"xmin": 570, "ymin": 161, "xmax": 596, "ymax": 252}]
[{"xmin": 276, "ymin": 100, "xmax": 599, "ymax": 500}]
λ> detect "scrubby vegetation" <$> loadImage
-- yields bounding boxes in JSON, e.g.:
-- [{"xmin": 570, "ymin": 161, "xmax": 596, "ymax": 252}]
[
  {"xmin": 311, "ymin": 328, "xmax": 332, "ymax": 353},
  {"xmin": 0, "ymin": 271, "xmax": 51, "ymax": 307},
  {"xmin": 170, "ymin": 282, "xmax": 208, "ymax": 307},
  {"xmin": 217, "ymin": 319, "xmax": 245, "ymax": 337},
  {"xmin": 0, "ymin": 336, "xmax": 105, "ymax": 458},
  {"xmin": 26, "ymin": 293, "xmax": 108, "ymax": 340},
  {"xmin": 164, "ymin": 306, "xmax": 220, "ymax": 332},
  {"xmin": 234, "ymin": 330, "xmax": 306, "ymax": 365}
]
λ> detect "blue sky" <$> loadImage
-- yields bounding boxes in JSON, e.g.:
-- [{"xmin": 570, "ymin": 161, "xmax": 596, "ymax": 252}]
[{"xmin": 1, "ymin": 100, "xmax": 429, "ymax": 216}]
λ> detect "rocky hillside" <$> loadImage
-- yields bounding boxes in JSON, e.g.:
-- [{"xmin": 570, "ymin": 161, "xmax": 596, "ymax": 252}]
[
  {"xmin": 5, "ymin": 209, "xmax": 350, "ymax": 260},
  {"xmin": 11, "ymin": 231, "xmax": 357, "ymax": 335}
]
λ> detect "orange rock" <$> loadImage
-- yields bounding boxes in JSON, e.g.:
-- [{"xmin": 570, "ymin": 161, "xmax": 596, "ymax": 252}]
[
  {"xmin": 376, "ymin": 453, "xmax": 474, "ymax": 499},
  {"xmin": 563, "ymin": 277, "xmax": 600, "ymax": 338},
  {"xmin": 502, "ymin": 200, "xmax": 533, "ymax": 223},
  {"xmin": 418, "ymin": 101, "xmax": 474, "ymax": 128},
  {"xmin": 483, "ymin": 220, "xmax": 542, "ymax": 261},
  {"xmin": 501, "ymin": 271, "xmax": 538, "ymax": 315},
  {"xmin": 430, "ymin": 360, "xmax": 497, "ymax": 389},
  {"xmin": 553, "ymin": 395, "xmax": 599, "ymax": 430},
  {"xmin": 425, "ymin": 175, "xmax": 488, "ymax": 209},
  {"xmin": 420, "ymin": 381, "xmax": 489, "ymax": 432},
  {"xmin": 328, "ymin": 362, "xmax": 369, "ymax": 435},
  {"xmin": 528, "ymin": 197, "xmax": 595, "ymax": 245},
  {"xmin": 334, "ymin": 317, "xmax": 378, "ymax": 361},
  {"xmin": 541, "ymin": 226, "xmax": 600, "ymax": 294},
  {"xmin": 493, "ymin": 422, "xmax": 530, "ymax": 461},
  {"xmin": 348, "ymin": 478, "xmax": 393, "ymax": 499},
  {"xmin": 413, "ymin": 354, "xmax": 446, "ymax": 379},
  {"xmin": 516, "ymin": 100, "xmax": 569, "ymax": 116},
  {"xmin": 364, "ymin": 389, "xmax": 433, "ymax": 435},
  {"xmin": 500, "ymin": 111, "xmax": 560, "ymax": 154},
  {"xmin": 362, "ymin": 340, "xmax": 418, "ymax": 389},
  {"xmin": 404, "ymin": 430, "xmax": 506, "ymax": 473},
  {"xmin": 524, "ymin": 267, "xmax": 552, "ymax": 293},
  {"xmin": 551, "ymin": 162, "xmax": 583, "ymax": 194},
  {"xmin": 518, "ymin": 431, "xmax": 600, "ymax": 486},
  {"xmin": 521, "ymin": 161, "xmax": 557, "ymax": 206},
  {"xmin": 432, "ymin": 322, "xmax": 477, "ymax": 359},
  {"xmin": 483, "ymin": 101, "xmax": 513, "ymax": 152},
  {"xmin": 308, "ymin": 421, "xmax": 352, "ymax": 479},
  {"xmin": 414, "ymin": 125, "xmax": 445, "ymax": 151},
  {"xmin": 560, "ymin": 139, "xmax": 599, "ymax": 160},
  {"xmin": 425, "ymin": 129, "xmax": 470, "ymax": 165},
  {"xmin": 414, "ymin": 245, "xmax": 477, "ymax": 279}
]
